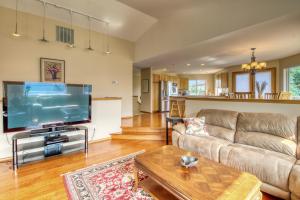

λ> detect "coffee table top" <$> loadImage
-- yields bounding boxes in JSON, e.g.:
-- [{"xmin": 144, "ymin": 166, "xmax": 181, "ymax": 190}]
[{"xmin": 134, "ymin": 145, "xmax": 261, "ymax": 200}]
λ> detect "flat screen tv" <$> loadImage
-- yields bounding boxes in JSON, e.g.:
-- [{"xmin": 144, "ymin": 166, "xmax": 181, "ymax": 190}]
[{"xmin": 2, "ymin": 81, "xmax": 92, "ymax": 132}]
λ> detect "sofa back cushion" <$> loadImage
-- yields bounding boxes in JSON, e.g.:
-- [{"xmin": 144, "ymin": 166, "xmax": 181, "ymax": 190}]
[
  {"xmin": 236, "ymin": 112, "xmax": 297, "ymax": 157},
  {"xmin": 197, "ymin": 109, "xmax": 239, "ymax": 142}
]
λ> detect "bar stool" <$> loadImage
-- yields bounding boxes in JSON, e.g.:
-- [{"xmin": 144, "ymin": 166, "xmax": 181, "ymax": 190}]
[{"xmin": 170, "ymin": 99, "xmax": 185, "ymax": 117}]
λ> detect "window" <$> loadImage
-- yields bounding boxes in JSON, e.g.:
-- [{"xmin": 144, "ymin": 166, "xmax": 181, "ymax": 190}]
[
  {"xmin": 189, "ymin": 80, "xmax": 206, "ymax": 95},
  {"xmin": 233, "ymin": 68, "xmax": 276, "ymax": 94},
  {"xmin": 254, "ymin": 71, "xmax": 272, "ymax": 97},
  {"xmin": 285, "ymin": 66, "xmax": 300, "ymax": 98},
  {"xmin": 234, "ymin": 73, "xmax": 250, "ymax": 92}
]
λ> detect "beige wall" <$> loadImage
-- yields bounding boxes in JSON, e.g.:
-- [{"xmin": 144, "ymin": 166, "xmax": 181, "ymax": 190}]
[
  {"xmin": 133, "ymin": 69, "xmax": 141, "ymax": 97},
  {"xmin": 140, "ymin": 68, "xmax": 152, "ymax": 112},
  {"xmin": 0, "ymin": 6, "xmax": 134, "ymax": 117},
  {"xmin": 178, "ymin": 74, "xmax": 215, "ymax": 94}
]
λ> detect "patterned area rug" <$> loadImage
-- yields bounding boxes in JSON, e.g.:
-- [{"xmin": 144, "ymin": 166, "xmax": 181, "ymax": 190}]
[{"xmin": 63, "ymin": 151, "xmax": 153, "ymax": 200}]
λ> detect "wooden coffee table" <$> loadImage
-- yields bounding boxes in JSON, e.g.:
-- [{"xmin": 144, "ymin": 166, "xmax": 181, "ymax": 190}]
[{"xmin": 134, "ymin": 145, "xmax": 262, "ymax": 200}]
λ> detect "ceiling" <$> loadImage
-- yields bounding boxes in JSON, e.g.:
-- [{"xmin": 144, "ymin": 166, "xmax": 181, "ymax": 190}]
[
  {"xmin": 117, "ymin": 0, "xmax": 207, "ymax": 19},
  {"xmin": 0, "ymin": 0, "xmax": 157, "ymax": 42},
  {"xmin": 138, "ymin": 13, "xmax": 300, "ymax": 74},
  {"xmin": 123, "ymin": 0, "xmax": 300, "ymax": 74}
]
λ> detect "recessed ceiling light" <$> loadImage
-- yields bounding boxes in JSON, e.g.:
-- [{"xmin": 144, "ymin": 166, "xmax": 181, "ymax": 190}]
[
  {"xmin": 186, "ymin": 63, "xmax": 191, "ymax": 66},
  {"xmin": 201, "ymin": 63, "xmax": 205, "ymax": 66}
]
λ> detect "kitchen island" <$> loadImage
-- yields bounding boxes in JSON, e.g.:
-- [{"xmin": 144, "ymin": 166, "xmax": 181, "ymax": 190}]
[{"xmin": 170, "ymin": 96, "xmax": 300, "ymax": 117}]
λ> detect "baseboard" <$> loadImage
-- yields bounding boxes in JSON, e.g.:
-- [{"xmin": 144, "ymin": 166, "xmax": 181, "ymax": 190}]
[
  {"xmin": 121, "ymin": 116, "xmax": 134, "ymax": 119},
  {"xmin": 140, "ymin": 111, "xmax": 151, "ymax": 113},
  {"xmin": 0, "ymin": 157, "xmax": 11, "ymax": 163},
  {"xmin": 89, "ymin": 136, "xmax": 112, "ymax": 144}
]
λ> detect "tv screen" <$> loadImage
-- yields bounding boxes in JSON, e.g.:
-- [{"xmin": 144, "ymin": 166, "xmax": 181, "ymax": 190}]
[{"xmin": 3, "ymin": 81, "xmax": 92, "ymax": 132}]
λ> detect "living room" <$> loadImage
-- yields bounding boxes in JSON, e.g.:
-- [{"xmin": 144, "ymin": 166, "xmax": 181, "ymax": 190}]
[{"xmin": 0, "ymin": 0, "xmax": 300, "ymax": 200}]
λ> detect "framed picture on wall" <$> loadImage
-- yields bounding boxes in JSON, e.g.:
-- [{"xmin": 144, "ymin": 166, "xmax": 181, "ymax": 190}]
[
  {"xmin": 40, "ymin": 58, "xmax": 65, "ymax": 82},
  {"xmin": 142, "ymin": 79, "xmax": 149, "ymax": 93}
]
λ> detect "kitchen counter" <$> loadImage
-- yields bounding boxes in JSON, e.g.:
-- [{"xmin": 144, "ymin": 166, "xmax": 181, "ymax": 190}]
[{"xmin": 170, "ymin": 96, "xmax": 300, "ymax": 104}]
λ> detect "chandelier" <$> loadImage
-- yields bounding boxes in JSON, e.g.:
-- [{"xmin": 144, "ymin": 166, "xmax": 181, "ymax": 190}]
[{"xmin": 241, "ymin": 48, "xmax": 266, "ymax": 75}]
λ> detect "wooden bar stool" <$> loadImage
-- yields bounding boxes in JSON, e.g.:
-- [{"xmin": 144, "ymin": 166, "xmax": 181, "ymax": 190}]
[{"xmin": 170, "ymin": 99, "xmax": 185, "ymax": 117}]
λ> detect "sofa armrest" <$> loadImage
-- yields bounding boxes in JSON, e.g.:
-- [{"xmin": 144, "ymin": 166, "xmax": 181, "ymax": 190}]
[
  {"xmin": 172, "ymin": 123, "xmax": 186, "ymax": 147},
  {"xmin": 172, "ymin": 123, "xmax": 186, "ymax": 135},
  {"xmin": 290, "ymin": 160, "xmax": 300, "ymax": 200}
]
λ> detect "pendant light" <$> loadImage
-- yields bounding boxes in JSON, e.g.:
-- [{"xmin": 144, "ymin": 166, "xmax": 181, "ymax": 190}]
[
  {"xmin": 12, "ymin": 0, "xmax": 21, "ymax": 37},
  {"xmin": 86, "ymin": 17, "xmax": 94, "ymax": 51},
  {"xmin": 241, "ymin": 48, "xmax": 266, "ymax": 75},
  {"xmin": 104, "ymin": 22, "xmax": 111, "ymax": 54},
  {"xmin": 67, "ymin": 10, "xmax": 75, "ymax": 48},
  {"xmin": 39, "ymin": 0, "xmax": 48, "ymax": 42}
]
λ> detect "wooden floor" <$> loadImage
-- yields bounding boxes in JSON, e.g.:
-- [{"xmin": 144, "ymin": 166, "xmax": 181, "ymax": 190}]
[
  {"xmin": 121, "ymin": 112, "xmax": 168, "ymax": 128},
  {"xmin": 0, "ymin": 139, "xmax": 279, "ymax": 200},
  {"xmin": 0, "ymin": 140, "xmax": 164, "ymax": 200},
  {"xmin": 111, "ymin": 112, "xmax": 169, "ymax": 140},
  {"xmin": 0, "ymin": 112, "xmax": 280, "ymax": 200}
]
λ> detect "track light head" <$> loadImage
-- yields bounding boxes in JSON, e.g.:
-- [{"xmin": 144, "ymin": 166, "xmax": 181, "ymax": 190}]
[
  {"xmin": 12, "ymin": 32, "xmax": 21, "ymax": 37},
  {"xmin": 87, "ymin": 46, "xmax": 94, "ymax": 51},
  {"xmin": 67, "ymin": 43, "xmax": 76, "ymax": 48}
]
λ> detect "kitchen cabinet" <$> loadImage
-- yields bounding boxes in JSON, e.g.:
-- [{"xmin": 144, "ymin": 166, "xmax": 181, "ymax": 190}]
[
  {"xmin": 153, "ymin": 74, "xmax": 160, "ymax": 83},
  {"xmin": 221, "ymin": 73, "xmax": 228, "ymax": 88},
  {"xmin": 179, "ymin": 78, "xmax": 189, "ymax": 90}
]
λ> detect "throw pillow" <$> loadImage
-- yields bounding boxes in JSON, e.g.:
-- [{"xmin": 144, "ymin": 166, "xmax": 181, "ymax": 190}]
[{"xmin": 183, "ymin": 117, "xmax": 207, "ymax": 136}]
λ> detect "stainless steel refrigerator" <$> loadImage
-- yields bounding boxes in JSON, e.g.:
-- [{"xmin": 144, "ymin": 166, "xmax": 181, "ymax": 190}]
[{"xmin": 159, "ymin": 81, "xmax": 170, "ymax": 112}]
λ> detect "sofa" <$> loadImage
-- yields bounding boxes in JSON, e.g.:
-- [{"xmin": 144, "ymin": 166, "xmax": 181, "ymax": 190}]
[{"xmin": 172, "ymin": 109, "xmax": 300, "ymax": 200}]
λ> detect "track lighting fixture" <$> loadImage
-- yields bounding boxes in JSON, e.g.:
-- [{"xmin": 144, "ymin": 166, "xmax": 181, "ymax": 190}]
[
  {"xmin": 12, "ymin": 0, "xmax": 21, "ymax": 37},
  {"xmin": 39, "ymin": 0, "xmax": 48, "ymax": 42},
  {"xmin": 67, "ymin": 10, "xmax": 75, "ymax": 48},
  {"xmin": 86, "ymin": 17, "xmax": 94, "ymax": 51},
  {"xmin": 104, "ymin": 23, "xmax": 111, "ymax": 54}
]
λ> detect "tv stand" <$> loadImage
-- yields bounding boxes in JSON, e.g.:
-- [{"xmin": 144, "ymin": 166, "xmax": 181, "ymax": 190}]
[{"xmin": 12, "ymin": 125, "xmax": 88, "ymax": 170}]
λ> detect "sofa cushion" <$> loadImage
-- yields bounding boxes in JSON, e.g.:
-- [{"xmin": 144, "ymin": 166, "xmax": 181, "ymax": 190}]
[
  {"xmin": 236, "ymin": 112, "xmax": 297, "ymax": 157},
  {"xmin": 183, "ymin": 117, "xmax": 206, "ymax": 136},
  {"xmin": 290, "ymin": 160, "xmax": 300, "ymax": 199},
  {"xmin": 197, "ymin": 109, "xmax": 239, "ymax": 142},
  {"xmin": 180, "ymin": 134, "xmax": 231, "ymax": 162},
  {"xmin": 220, "ymin": 144, "xmax": 296, "ymax": 192}
]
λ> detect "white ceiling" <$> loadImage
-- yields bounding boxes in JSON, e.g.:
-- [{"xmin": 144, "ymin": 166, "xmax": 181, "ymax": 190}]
[
  {"xmin": 138, "ymin": 13, "xmax": 300, "ymax": 74},
  {"xmin": 118, "ymin": 0, "xmax": 207, "ymax": 19},
  {"xmin": 121, "ymin": 0, "xmax": 300, "ymax": 74},
  {"xmin": 0, "ymin": 0, "xmax": 157, "ymax": 42}
]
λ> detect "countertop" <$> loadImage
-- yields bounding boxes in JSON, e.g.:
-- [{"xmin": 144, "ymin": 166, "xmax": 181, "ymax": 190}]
[{"xmin": 170, "ymin": 96, "xmax": 300, "ymax": 104}]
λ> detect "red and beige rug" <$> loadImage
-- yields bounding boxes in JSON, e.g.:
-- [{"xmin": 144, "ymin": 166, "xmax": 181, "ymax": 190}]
[{"xmin": 63, "ymin": 151, "xmax": 153, "ymax": 200}]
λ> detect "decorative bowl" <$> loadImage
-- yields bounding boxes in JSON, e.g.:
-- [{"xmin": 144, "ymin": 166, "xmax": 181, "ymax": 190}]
[{"xmin": 180, "ymin": 155, "xmax": 198, "ymax": 168}]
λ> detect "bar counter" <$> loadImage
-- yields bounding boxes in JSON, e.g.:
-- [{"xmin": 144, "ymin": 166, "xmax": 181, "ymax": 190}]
[
  {"xmin": 170, "ymin": 96, "xmax": 300, "ymax": 117},
  {"xmin": 170, "ymin": 96, "xmax": 300, "ymax": 104}
]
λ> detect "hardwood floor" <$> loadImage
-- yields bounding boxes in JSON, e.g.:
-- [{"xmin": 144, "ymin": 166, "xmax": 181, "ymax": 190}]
[
  {"xmin": 0, "ymin": 139, "xmax": 280, "ymax": 200},
  {"xmin": 122, "ymin": 112, "xmax": 168, "ymax": 128},
  {"xmin": 111, "ymin": 112, "xmax": 169, "ymax": 140},
  {"xmin": 0, "ymin": 140, "xmax": 164, "ymax": 200},
  {"xmin": 0, "ymin": 113, "xmax": 280, "ymax": 200}
]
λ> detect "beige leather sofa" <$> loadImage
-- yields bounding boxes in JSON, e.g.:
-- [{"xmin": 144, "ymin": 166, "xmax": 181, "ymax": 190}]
[{"xmin": 172, "ymin": 109, "xmax": 300, "ymax": 200}]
